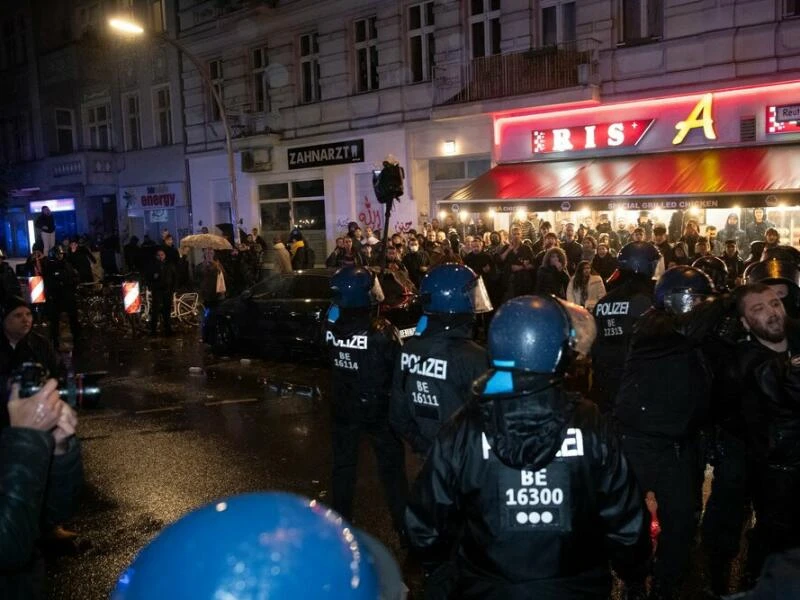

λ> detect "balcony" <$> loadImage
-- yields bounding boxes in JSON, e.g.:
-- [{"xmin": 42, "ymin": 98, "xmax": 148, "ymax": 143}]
[
  {"xmin": 47, "ymin": 151, "xmax": 115, "ymax": 186},
  {"xmin": 434, "ymin": 39, "xmax": 599, "ymax": 107}
]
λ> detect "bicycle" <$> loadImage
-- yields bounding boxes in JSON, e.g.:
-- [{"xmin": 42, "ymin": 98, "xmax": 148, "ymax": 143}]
[{"xmin": 140, "ymin": 289, "xmax": 204, "ymax": 329}]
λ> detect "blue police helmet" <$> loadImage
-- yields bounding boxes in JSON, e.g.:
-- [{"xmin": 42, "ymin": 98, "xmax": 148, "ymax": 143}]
[
  {"xmin": 616, "ymin": 241, "xmax": 661, "ymax": 277},
  {"xmin": 654, "ymin": 265, "xmax": 713, "ymax": 313},
  {"xmin": 487, "ymin": 295, "xmax": 596, "ymax": 375},
  {"xmin": 419, "ymin": 264, "xmax": 492, "ymax": 315},
  {"xmin": 330, "ymin": 266, "xmax": 374, "ymax": 309},
  {"xmin": 112, "ymin": 492, "xmax": 380, "ymax": 600}
]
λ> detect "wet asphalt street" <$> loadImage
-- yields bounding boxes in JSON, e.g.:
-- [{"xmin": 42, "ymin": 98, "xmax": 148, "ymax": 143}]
[
  {"xmin": 44, "ymin": 326, "xmax": 418, "ymax": 599},
  {"xmin": 42, "ymin": 325, "xmax": 747, "ymax": 599}
]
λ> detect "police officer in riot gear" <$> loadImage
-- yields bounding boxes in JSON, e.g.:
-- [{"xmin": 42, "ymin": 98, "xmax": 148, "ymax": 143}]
[
  {"xmin": 590, "ymin": 241, "xmax": 660, "ymax": 413},
  {"xmin": 692, "ymin": 255, "xmax": 730, "ymax": 293},
  {"xmin": 322, "ymin": 266, "xmax": 408, "ymax": 536},
  {"xmin": 112, "ymin": 492, "xmax": 405, "ymax": 600},
  {"xmin": 43, "ymin": 246, "xmax": 80, "ymax": 348},
  {"xmin": 390, "ymin": 264, "xmax": 490, "ymax": 456},
  {"xmin": 406, "ymin": 295, "xmax": 650, "ymax": 599},
  {"xmin": 614, "ymin": 265, "xmax": 730, "ymax": 599}
]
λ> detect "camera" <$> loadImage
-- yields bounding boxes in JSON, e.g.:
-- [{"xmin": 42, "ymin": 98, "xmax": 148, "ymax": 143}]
[{"xmin": 11, "ymin": 362, "xmax": 102, "ymax": 408}]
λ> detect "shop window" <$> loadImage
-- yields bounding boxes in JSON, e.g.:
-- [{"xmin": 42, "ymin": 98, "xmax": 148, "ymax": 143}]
[
  {"xmin": 291, "ymin": 179, "xmax": 324, "ymax": 198},
  {"xmin": 466, "ymin": 158, "xmax": 491, "ymax": 178},
  {"xmin": 299, "ymin": 33, "xmax": 321, "ymax": 104},
  {"xmin": 408, "ymin": 1, "xmax": 435, "ymax": 83},
  {"xmin": 618, "ymin": 0, "xmax": 663, "ymax": 44},
  {"xmin": 294, "ymin": 200, "xmax": 326, "ymax": 230},
  {"xmin": 470, "ymin": 0, "xmax": 501, "ymax": 59},
  {"xmin": 85, "ymin": 102, "xmax": 112, "ymax": 150},
  {"xmin": 209, "ymin": 59, "xmax": 224, "ymax": 121},
  {"xmin": 251, "ymin": 46, "xmax": 269, "ymax": 113},
  {"xmin": 433, "ymin": 161, "xmax": 466, "ymax": 181},
  {"xmin": 354, "ymin": 17, "xmax": 379, "ymax": 92},
  {"xmin": 122, "ymin": 93, "xmax": 141, "ymax": 151},
  {"xmin": 153, "ymin": 85, "xmax": 172, "ymax": 146},
  {"xmin": 541, "ymin": 1, "xmax": 576, "ymax": 47},
  {"xmin": 258, "ymin": 183, "xmax": 289, "ymax": 200},
  {"xmin": 786, "ymin": 0, "xmax": 799, "ymax": 16},
  {"xmin": 260, "ymin": 201, "xmax": 291, "ymax": 231},
  {"xmin": 55, "ymin": 108, "xmax": 75, "ymax": 154}
]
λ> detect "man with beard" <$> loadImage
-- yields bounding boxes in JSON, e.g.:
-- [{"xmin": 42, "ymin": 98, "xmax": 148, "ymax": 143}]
[
  {"xmin": 734, "ymin": 284, "xmax": 800, "ymax": 583},
  {"xmin": 721, "ymin": 240, "xmax": 745, "ymax": 288},
  {"xmin": 402, "ymin": 237, "xmax": 431, "ymax": 287}
]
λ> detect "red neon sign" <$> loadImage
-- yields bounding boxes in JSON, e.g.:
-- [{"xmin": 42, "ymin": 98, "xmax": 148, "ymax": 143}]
[
  {"xmin": 766, "ymin": 106, "xmax": 800, "ymax": 135},
  {"xmin": 531, "ymin": 119, "xmax": 654, "ymax": 154}
]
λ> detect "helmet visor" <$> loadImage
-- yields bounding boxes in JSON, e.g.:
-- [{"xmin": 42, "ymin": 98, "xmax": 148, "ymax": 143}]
[
  {"xmin": 557, "ymin": 298, "xmax": 597, "ymax": 358},
  {"xmin": 664, "ymin": 290, "xmax": 705, "ymax": 314},
  {"xmin": 466, "ymin": 276, "xmax": 493, "ymax": 314},
  {"xmin": 370, "ymin": 274, "xmax": 385, "ymax": 304}
]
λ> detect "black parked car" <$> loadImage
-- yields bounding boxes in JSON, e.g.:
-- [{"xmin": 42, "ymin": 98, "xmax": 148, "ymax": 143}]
[{"xmin": 203, "ymin": 268, "xmax": 422, "ymax": 357}]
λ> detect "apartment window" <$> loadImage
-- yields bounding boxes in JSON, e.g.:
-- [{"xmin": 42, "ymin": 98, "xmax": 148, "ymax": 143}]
[
  {"xmin": 541, "ymin": 1, "xmax": 576, "ymax": 47},
  {"xmin": 122, "ymin": 94, "xmax": 141, "ymax": 151},
  {"xmin": 151, "ymin": 0, "xmax": 165, "ymax": 33},
  {"xmin": 299, "ymin": 33, "xmax": 321, "ymax": 103},
  {"xmin": 153, "ymin": 86, "xmax": 172, "ymax": 146},
  {"xmin": 209, "ymin": 59, "xmax": 224, "ymax": 121},
  {"xmin": 55, "ymin": 108, "xmax": 75, "ymax": 154},
  {"xmin": 251, "ymin": 46, "xmax": 269, "ymax": 112},
  {"xmin": 354, "ymin": 17, "xmax": 379, "ymax": 92},
  {"xmin": 408, "ymin": 1, "xmax": 435, "ymax": 83},
  {"xmin": 1, "ymin": 14, "xmax": 26, "ymax": 69},
  {"xmin": 786, "ymin": 0, "xmax": 800, "ymax": 16},
  {"xmin": 79, "ymin": 3, "xmax": 100, "ymax": 37},
  {"xmin": 470, "ymin": 0, "xmax": 501, "ymax": 59},
  {"xmin": 619, "ymin": 0, "xmax": 663, "ymax": 43},
  {"xmin": 86, "ymin": 102, "xmax": 112, "ymax": 150}
]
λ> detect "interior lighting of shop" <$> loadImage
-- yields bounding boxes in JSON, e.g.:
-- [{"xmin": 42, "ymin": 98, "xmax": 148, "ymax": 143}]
[
  {"xmin": 438, "ymin": 210, "xmax": 447, "ymax": 220},
  {"xmin": 487, "ymin": 209, "xmax": 496, "ymax": 218},
  {"xmin": 515, "ymin": 208, "xmax": 527, "ymax": 221},
  {"xmin": 493, "ymin": 79, "xmax": 800, "ymax": 146},
  {"xmin": 443, "ymin": 140, "xmax": 457, "ymax": 155},
  {"xmin": 459, "ymin": 210, "xmax": 469, "ymax": 222}
]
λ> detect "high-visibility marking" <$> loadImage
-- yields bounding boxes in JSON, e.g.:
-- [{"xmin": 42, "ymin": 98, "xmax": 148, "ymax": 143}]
[
  {"xmin": 29, "ymin": 276, "xmax": 46, "ymax": 303},
  {"xmin": 123, "ymin": 281, "xmax": 141, "ymax": 314}
]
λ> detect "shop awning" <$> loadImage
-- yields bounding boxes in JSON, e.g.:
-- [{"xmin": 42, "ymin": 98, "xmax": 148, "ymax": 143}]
[{"xmin": 445, "ymin": 145, "xmax": 800, "ymax": 202}]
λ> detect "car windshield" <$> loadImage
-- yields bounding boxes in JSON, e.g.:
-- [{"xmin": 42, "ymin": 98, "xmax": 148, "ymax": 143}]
[
  {"xmin": 292, "ymin": 275, "xmax": 333, "ymax": 300},
  {"xmin": 249, "ymin": 275, "xmax": 293, "ymax": 299}
]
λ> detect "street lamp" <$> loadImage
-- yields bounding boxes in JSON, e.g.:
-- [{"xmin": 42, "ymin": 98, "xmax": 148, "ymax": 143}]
[{"xmin": 109, "ymin": 17, "xmax": 240, "ymax": 244}]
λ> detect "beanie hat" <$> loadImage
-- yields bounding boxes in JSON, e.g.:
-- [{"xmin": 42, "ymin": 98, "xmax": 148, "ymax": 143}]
[{"xmin": 1, "ymin": 295, "xmax": 30, "ymax": 323}]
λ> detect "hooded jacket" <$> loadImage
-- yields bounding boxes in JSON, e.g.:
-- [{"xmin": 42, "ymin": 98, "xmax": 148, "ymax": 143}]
[
  {"xmin": 720, "ymin": 214, "xmax": 747, "ymax": 252},
  {"xmin": 390, "ymin": 316, "xmax": 488, "ymax": 454},
  {"xmin": 405, "ymin": 375, "xmax": 649, "ymax": 599}
]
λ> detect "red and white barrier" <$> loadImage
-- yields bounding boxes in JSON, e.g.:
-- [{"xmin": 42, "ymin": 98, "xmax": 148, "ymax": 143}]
[
  {"xmin": 28, "ymin": 276, "xmax": 46, "ymax": 304},
  {"xmin": 123, "ymin": 281, "xmax": 141, "ymax": 314}
]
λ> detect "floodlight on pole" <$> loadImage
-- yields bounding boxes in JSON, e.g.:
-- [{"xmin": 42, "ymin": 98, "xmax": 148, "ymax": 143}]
[{"xmin": 108, "ymin": 18, "xmax": 241, "ymax": 243}]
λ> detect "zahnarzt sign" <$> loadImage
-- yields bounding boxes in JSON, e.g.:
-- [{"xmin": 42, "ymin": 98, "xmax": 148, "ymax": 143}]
[{"xmin": 288, "ymin": 139, "xmax": 364, "ymax": 169}]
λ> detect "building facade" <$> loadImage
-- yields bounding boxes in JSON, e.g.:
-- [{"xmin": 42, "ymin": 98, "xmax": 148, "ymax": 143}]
[
  {"xmin": 0, "ymin": 0, "xmax": 187, "ymax": 259},
  {"xmin": 174, "ymin": 0, "xmax": 800, "ymax": 263}
]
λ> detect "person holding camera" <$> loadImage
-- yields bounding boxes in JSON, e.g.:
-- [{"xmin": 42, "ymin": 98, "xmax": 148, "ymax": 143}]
[
  {"xmin": 0, "ymin": 296, "xmax": 59, "ymax": 400},
  {"xmin": 0, "ymin": 298, "xmax": 82, "ymax": 599}
]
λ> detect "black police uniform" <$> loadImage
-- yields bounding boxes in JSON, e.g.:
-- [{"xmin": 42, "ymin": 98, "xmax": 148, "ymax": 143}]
[
  {"xmin": 323, "ymin": 306, "xmax": 408, "ymax": 532},
  {"xmin": 390, "ymin": 315, "xmax": 488, "ymax": 455},
  {"xmin": 43, "ymin": 257, "xmax": 80, "ymax": 347},
  {"xmin": 613, "ymin": 297, "xmax": 728, "ymax": 597},
  {"xmin": 406, "ymin": 376, "xmax": 649, "ymax": 599},
  {"xmin": 590, "ymin": 275, "xmax": 653, "ymax": 413}
]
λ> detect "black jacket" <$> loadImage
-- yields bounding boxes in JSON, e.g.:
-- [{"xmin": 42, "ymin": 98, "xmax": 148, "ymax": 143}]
[
  {"xmin": 390, "ymin": 318, "xmax": 488, "ymax": 454},
  {"xmin": 535, "ymin": 265, "xmax": 569, "ymax": 299},
  {"xmin": 43, "ymin": 258, "xmax": 78, "ymax": 300},
  {"xmin": 323, "ymin": 308, "xmax": 401, "ymax": 423},
  {"xmin": 561, "ymin": 240, "xmax": 583, "ymax": 274},
  {"xmin": 405, "ymin": 376, "xmax": 649, "ymax": 599},
  {"xmin": 591, "ymin": 254, "xmax": 617, "ymax": 283},
  {"xmin": 403, "ymin": 250, "xmax": 431, "ymax": 287},
  {"xmin": 147, "ymin": 259, "xmax": 176, "ymax": 294},
  {"xmin": 0, "ymin": 429, "xmax": 83, "ymax": 599},
  {"xmin": 0, "ymin": 264, "xmax": 21, "ymax": 305},
  {"xmin": 66, "ymin": 247, "xmax": 95, "ymax": 283},
  {"xmin": 591, "ymin": 276, "xmax": 653, "ymax": 402},
  {"xmin": 614, "ymin": 296, "xmax": 729, "ymax": 439},
  {"xmin": 721, "ymin": 252, "xmax": 745, "ymax": 287}
]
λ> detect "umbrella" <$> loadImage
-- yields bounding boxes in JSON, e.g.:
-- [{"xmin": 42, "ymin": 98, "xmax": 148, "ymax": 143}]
[{"xmin": 179, "ymin": 233, "xmax": 233, "ymax": 251}]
